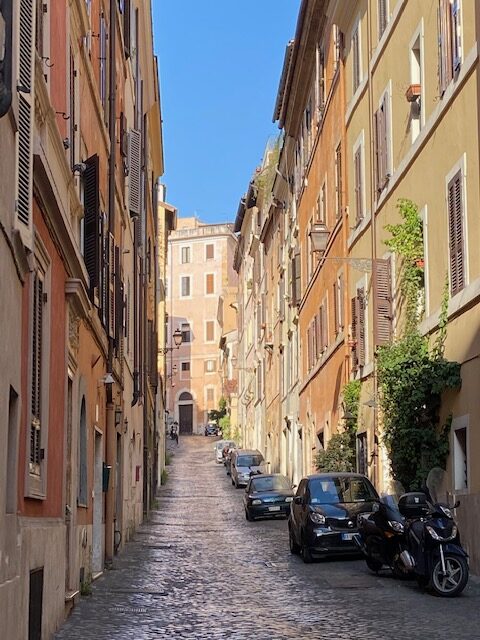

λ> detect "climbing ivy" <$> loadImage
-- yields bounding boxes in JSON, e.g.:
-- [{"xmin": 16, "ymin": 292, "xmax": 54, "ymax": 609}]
[
  {"xmin": 315, "ymin": 380, "xmax": 361, "ymax": 473},
  {"xmin": 377, "ymin": 200, "xmax": 461, "ymax": 490}
]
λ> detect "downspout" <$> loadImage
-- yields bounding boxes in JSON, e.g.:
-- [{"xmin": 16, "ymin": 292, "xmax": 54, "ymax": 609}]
[
  {"xmin": 105, "ymin": 0, "xmax": 117, "ymax": 563},
  {"xmin": 0, "ymin": 0, "xmax": 13, "ymax": 117}
]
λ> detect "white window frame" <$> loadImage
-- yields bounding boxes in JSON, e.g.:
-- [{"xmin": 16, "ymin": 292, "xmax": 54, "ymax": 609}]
[
  {"xmin": 180, "ymin": 274, "xmax": 192, "ymax": 298},
  {"xmin": 351, "ymin": 15, "xmax": 363, "ymax": 96},
  {"xmin": 452, "ymin": 415, "xmax": 469, "ymax": 492},
  {"xmin": 205, "ymin": 359, "xmax": 216, "ymax": 374},
  {"xmin": 352, "ymin": 130, "xmax": 366, "ymax": 224},
  {"xmin": 180, "ymin": 244, "xmax": 192, "ymax": 264},
  {"xmin": 409, "ymin": 21, "xmax": 425, "ymax": 144},
  {"xmin": 180, "ymin": 321, "xmax": 192, "ymax": 344}
]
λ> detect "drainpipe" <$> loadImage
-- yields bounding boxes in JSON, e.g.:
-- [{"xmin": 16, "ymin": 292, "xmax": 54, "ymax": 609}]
[
  {"xmin": 105, "ymin": 0, "xmax": 117, "ymax": 563},
  {"xmin": 0, "ymin": 0, "xmax": 13, "ymax": 117}
]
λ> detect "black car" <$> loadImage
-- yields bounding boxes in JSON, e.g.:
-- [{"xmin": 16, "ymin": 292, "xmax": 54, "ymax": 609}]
[
  {"xmin": 243, "ymin": 474, "xmax": 295, "ymax": 521},
  {"xmin": 288, "ymin": 472, "xmax": 379, "ymax": 563},
  {"xmin": 204, "ymin": 423, "xmax": 219, "ymax": 436}
]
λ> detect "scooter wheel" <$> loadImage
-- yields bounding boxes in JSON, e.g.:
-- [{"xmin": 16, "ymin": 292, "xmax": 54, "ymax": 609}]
[
  {"xmin": 431, "ymin": 554, "xmax": 469, "ymax": 597},
  {"xmin": 366, "ymin": 557, "xmax": 383, "ymax": 573}
]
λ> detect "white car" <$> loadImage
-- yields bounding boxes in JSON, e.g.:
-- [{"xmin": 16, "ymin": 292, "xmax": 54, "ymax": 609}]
[{"xmin": 214, "ymin": 440, "xmax": 235, "ymax": 463}]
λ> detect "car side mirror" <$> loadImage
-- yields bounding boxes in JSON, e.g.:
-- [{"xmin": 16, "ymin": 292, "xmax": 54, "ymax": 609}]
[{"xmin": 294, "ymin": 496, "xmax": 303, "ymax": 505}]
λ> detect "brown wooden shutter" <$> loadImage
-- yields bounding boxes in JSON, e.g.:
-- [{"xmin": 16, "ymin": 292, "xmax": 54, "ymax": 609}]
[
  {"xmin": 83, "ymin": 155, "xmax": 100, "ymax": 298},
  {"xmin": 149, "ymin": 321, "xmax": 158, "ymax": 388},
  {"xmin": 438, "ymin": 0, "xmax": 453, "ymax": 95},
  {"xmin": 357, "ymin": 288, "xmax": 366, "ymax": 367},
  {"xmin": 114, "ymin": 246, "xmax": 123, "ymax": 351},
  {"xmin": 108, "ymin": 233, "xmax": 115, "ymax": 338},
  {"xmin": 333, "ymin": 282, "xmax": 339, "ymax": 334},
  {"xmin": 293, "ymin": 250, "xmax": 301, "ymax": 306},
  {"xmin": 335, "ymin": 143, "xmax": 342, "ymax": 218},
  {"xmin": 30, "ymin": 272, "xmax": 44, "ymax": 471},
  {"xmin": 350, "ymin": 296, "xmax": 358, "ymax": 370},
  {"xmin": 352, "ymin": 28, "xmax": 360, "ymax": 90},
  {"xmin": 448, "ymin": 171, "xmax": 465, "ymax": 296},
  {"xmin": 373, "ymin": 258, "xmax": 392, "ymax": 346},
  {"xmin": 338, "ymin": 273, "xmax": 344, "ymax": 330},
  {"xmin": 354, "ymin": 148, "xmax": 363, "ymax": 222},
  {"xmin": 128, "ymin": 128, "xmax": 142, "ymax": 217},
  {"xmin": 322, "ymin": 302, "xmax": 328, "ymax": 350},
  {"xmin": 374, "ymin": 109, "xmax": 381, "ymax": 195},
  {"xmin": 123, "ymin": 0, "xmax": 131, "ymax": 58}
]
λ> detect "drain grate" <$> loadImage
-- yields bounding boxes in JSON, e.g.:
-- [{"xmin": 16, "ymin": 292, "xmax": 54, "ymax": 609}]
[{"xmin": 110, "ymin": 606, "xmax": 147, "ymax": 613}]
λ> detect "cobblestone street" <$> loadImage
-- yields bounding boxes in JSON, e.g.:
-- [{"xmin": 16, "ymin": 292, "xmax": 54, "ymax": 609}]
[{"xmin": 55, "ymin": 437, "xmax": 480, "ymax": 640}]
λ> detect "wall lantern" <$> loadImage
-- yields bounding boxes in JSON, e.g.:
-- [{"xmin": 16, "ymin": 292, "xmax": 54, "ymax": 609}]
[{"xmin": 309, "ymin": 223, "xmax": 330, "ymax": 253}]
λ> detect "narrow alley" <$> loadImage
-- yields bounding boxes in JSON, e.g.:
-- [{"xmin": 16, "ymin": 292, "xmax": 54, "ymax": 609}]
[{"xmin": 55, "ymin": 437, "xmax": 480, "ymax": 640}]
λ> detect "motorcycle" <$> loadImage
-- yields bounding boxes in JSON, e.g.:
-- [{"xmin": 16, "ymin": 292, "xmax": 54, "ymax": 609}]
[
  {"xmin": 356, "ymin": 491, "xmax": 409, "ymax": 578},
  {"xmin": 398, "ymin": 473, "xmax": 469, "ymax": 597}
]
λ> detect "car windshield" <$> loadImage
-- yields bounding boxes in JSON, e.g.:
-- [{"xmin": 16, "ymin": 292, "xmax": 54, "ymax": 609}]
[
  {"xmin": 237, "ymin": 455, "xmax": 263, "ymax": 467},
  {"xmin": 309, "ymin": 477, "xmax": 377, "ymax": 504},
  {"xmin": 251, "ymin": 476, "xmax": 290, "ymax": 492}
]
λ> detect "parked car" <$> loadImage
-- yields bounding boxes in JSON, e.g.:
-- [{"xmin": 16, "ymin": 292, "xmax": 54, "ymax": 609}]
[
  {"xmin": 205, "ymin": 423, "xmax": 219, "ymax": 436},
  {"xmin": 230, "ymin": 449, "xmax": 267, "ymax": 488},
  {"xmin": 288, "ymin": 472, "xmax": 379, "ymax": 563},
  {"xmin": 243, "ymin": 474, "xmax": 295, "ymax": 521},
  {"xmin": 214, "ymin": 440, "xmax": 235, "ymax": 463}
]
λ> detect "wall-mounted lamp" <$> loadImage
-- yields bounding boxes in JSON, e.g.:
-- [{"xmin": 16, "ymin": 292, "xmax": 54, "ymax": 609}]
[
  {"xmin": 72, "ymin": 162, "xmax": 87, "ymax": 175},
  {"xmin": 309, "ymin": 222, "xmax": 330, "ymax": 253},
  {"xmin": 159, "ymin": 327, "xmax": 183, "ymax": 354},
  {"xmin": 100, "ymin": 372, "xmax": 114, "ymax": 385}
]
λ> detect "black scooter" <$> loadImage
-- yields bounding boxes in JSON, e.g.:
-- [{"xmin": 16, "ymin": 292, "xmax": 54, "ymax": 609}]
[
  {"xmin": 399, "ymin": 492, "xmax": 469, "ymax": 597},
  {"xmin": 356, "ymin": 496, "xmax": 409, "ymax": 578}
]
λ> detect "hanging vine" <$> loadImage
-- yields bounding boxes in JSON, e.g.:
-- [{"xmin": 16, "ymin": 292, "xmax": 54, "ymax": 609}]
[{"xmin": 377, "ymin": 199, "xmax": 461, "ymax": 490}]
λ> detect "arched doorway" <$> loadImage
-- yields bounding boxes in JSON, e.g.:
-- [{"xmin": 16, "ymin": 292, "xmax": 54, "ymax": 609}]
[{"xmin": 178, "ymin": 391, "xmax": 193, "ymax": 434}]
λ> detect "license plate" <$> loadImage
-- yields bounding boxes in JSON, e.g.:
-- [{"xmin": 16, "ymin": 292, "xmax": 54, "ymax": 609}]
[
  {"xmin": 268, "ymin": 506, "xmax": 281, "ymax": 512},
  {"xmin": 342, "ymin": 533, "xmax": 354, "ymax": 541}
]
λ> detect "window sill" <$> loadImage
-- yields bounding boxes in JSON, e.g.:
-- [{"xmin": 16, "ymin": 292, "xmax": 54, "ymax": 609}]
[
  {"xmin": 347, "ymin": 210, "xmax": 371, "ymax": 249},
  {"xmin": 419, "ymin": 276, "xmax": 480, "ymax": 337},
  {"xmin": 345, "ymin": 77, "xmax": 368, "ymax": 127}
]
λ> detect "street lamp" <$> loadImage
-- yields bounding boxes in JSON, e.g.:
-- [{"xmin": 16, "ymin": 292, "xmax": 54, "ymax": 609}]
[{"xmin": 159, "ymin": 328, "xmax": 183, "ymax": 354}]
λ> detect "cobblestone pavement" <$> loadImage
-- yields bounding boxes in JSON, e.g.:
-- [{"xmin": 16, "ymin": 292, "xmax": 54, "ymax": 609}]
[{"xmin": 55, "ymin": 436, "xmax": 480, "ymax": 640}]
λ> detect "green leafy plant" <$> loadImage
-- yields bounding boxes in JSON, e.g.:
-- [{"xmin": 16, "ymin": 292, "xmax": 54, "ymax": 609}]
[
  {"xmin": 80, "ymin": 579, "xmax": 92, "ymax": 597},
  {"xmin": 315, "ymin": 380, "xmax": 361, "ymax": 472},
  {"xmin": 377, "ymin": 200, "xmax": 461, "ymax": 490},
  {"xmin": 161, "ymin": 469, "xmax": 168, "ymax": 485},
  {"xmin": 208, "ymin": 396, "xmax": 227, "ymax": 424}
]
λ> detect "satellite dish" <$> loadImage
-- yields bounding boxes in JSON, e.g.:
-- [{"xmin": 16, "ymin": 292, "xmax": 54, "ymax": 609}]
[{"xmin": 426, "ymin": 467, "xmax": 446, "ymax": 503}]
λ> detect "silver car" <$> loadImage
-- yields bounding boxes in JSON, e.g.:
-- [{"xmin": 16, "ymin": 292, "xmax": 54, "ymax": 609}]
[{"xmin": 230, "ymin": 449, "xmax": 267, "ymax": 488}]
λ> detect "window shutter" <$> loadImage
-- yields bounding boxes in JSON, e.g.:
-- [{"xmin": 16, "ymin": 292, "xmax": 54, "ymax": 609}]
[
  {"xmin": 352, "ymin": 28, "xmax": 360, "ymax": 91},
  {"xmin": 83, "ymin": 155, "xmax": 100, "ymax": 298},
  {"xmin": 17, "ymin": 0, "xmax": 35, "ymax": 238},
  {"xmin": 100, "ymin": 14, "xmax": 107, "ymax": 113},
  {"xmin": 338, "ymin": 274, "xmax": 344, "ymax": 331},
  {"xmin": 373, "ymin": 258, "xmax": 392, "ymax": 345},
  {"xmin": 357, "ymin": 288, "xmax": 366, "ymax": 367},
  {"xmin": 321, "ymin": 302, "xmax": 328, "ymax": 351},
  {"xmin": 438, "ymin": 0, "xmax": 453, "ymax": 95},
  {"xmin": 114, "ymin": 246, "xmax": 123, "ymax": 351},
  {"xmin": 350, "ymin": 296, "xmax": 358, "ymax": 371},
  {"xmin": 108, "ymin": 233, "xmax": 115, "ymax": 338},
  {"xmin": 333, "ymin": 283, "xmax": 339, "ymax": 334},
  {"xmin": 451, "ymin": 0, "xmax": 462, "ymax": 71},
  {"xmin": 123, "ymin": 0, "xmax": 131, "ymax": 58},
  {"xmin": 293, "ymin": 250, "xmax": 301, "ymax": 305},
  {"xmin": 128, "ymin": 128, "xmax": 141, "ymax": 217},
  {"xmin": 378, "ymin": 0, "xmax": 388, "ymax": 38},
  {"xmin": 335, "ymin": 144, "xmax": 342, "ymax": 219},
  {"xmin": 448, "ymin": 171, "xmax": 465, "ymax": 296},
  {"xmin": 354, "ymin": 148, "xmax": 363, "ymax": 222},
  {"xmin": 374, "ymin": 109, "xmax": 381, "ymax": 195},
  {"xmin": 101, "ymin": 217, "xmax": 108, "ymax": 326},
  {"xmin": 30, "ymin": 272, "xmax": 44, "ymax": 473}
]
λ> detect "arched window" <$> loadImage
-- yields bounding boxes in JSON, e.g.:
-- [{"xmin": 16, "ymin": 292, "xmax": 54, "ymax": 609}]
[
  {"xmin": 179, "ymin": 391, "xmax": 193, "ymax": 401},
  {"xmin": 78, "ymin": 397, "xmax": 87, "ymax": 506}
]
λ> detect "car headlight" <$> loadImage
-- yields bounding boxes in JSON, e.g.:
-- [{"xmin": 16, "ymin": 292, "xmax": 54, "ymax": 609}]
[
  {"xmin": 309, "ymin": 512, "xmax": 326, "ymax": 525},
  {"xmin": 439, "ymin": 505, "xmax": 453, "ymax": 519},
  {"xmin": 285, "ymin": 497, "xmax": 293, "ymax": 503},
  {"xmin": 426, "ymin": 524, "xmax": 458, "ymax": 541},
  {"xmin": 251, "ymin": 499, "xmax": 262, "ymax": 506},
  {"xmin": 388, "ymin": 520, "xmax": 404, "ymax": 533}
]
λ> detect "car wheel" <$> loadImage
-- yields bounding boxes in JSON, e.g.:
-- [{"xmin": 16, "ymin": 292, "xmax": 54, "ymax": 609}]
[
  {"xmin": 235, "ymin": 479, "xmax": 240, "ymax": 489},
  {"xmin": 289, "ymin": 525, "xmax": 300, "ymax": 555},
  {"xmin": 245, "ymin": 509, "xmax": 253, "ymax": 522},
  {"xmin": 301, "ymin": 534, "xmax": 313, "ymax": 564}
]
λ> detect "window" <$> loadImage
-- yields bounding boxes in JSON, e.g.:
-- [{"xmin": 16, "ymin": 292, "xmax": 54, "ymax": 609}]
[
  {"xmin": 410, "ymin": 32, "xmax": 423, "ymax": 143},
  {"xmin": 374, "ymin": 90, "xmax": 391, "ymax": 196},
  {"xmin": 181, "ymin": 276, "xmax": 191, "ymax": 297},
  {"xmin": 357, "ymin": 432, "xmax": 368, "ymax": 475},
  {"xmin": 78, "ymin": 398, "xmax": 87, "ymax": 506},
  {"xmin": 333, "ymin": 272, "xmax": 344, "ymax": 334},
  {"xmin": 453, "ymin": 422, "xmax": 468, "ymax": 490},
  {"xmin": 351, "ymin": 287, "xmax": 366, "ymax": 370},
  {"xmin": 99, "ymin": 13, "xmax": 107, "ymax": 116},
  {"xmin": 438, "ymin": 0, "xmax": 462, "ymax": 96},
  {"xmin": 373, "ymin": 258, "xmax": 392, "ymax": 345},
  {"xmin": 291, "ymin": 250, "xmax": 302, "ymax": 306},
  {"xmin": 35, "ymin": 0, "xmax": 46, "ymax": 59},
  {"xmin": 378, "ymin": 0, "xmax": 389, "ymax": 39},
  {"xmin": 123, "ymin": 0, "xmax": 131, "ymax": 57},
  {"xmin": 181, "ymin": 246, "xmax": 190, "ymax": 264},
  {"xmin": 317, "ymin": 46, "xmax": 325, "ymax": 117},
  {"xmin": 333, "ymin": 25, "xmax": 342, "ymax": 72},
  {"xmin": 204, "ymin": 359, "xmax": 216, "ymax": 373},
  {"xmin": 180, "ymin": 362, "xmax": 190, "ymax": 380},
  {"xmin": 447, "ymin": 169, "xmax": 465, "ymax": 296},
  {"xmin": 335, "ymin": 143, "xmax": 342, "ymax": 219},
  {"xmin": 205, "ymin": 320, "xmax": 215, "ymax": 342},
  {"xmin": 181, "ymin": 322, "xmax": 191, "ymax": 343},
  {"xmin": 6, "ymin": 387, "xmax": 18, "ymax": 514},
  {"xmin": 206, "ymin": 387, "xmax": 214, "ymax": 403},
  {"xmin": 206, "ymin": 244, "xmax": 214, "ymax": 260},
  {"xmin": 316, "ymin": 181, "xmax": 326, "ymax": 223},
  {"xmin": 353, "ymin": 144, "xmax": 364, "ymax": 222},
  {"xmin": 352, "ymin": 23, "xmax": 361, "ymax": 92},
  {"xmin": 83, "ymin": 155, "xmax": 100, "ymax": 299},
  {"xmin": 205, "ymin": 273, "xmax": 215, "ymax": 295}
]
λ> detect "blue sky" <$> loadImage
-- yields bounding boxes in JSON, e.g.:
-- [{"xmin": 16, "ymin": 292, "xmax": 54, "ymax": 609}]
[{"xmin": 152, "ymin": 1, "xmax": 301, "ymax": 224}]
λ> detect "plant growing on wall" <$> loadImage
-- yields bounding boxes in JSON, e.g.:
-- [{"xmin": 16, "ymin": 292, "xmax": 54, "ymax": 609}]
[
  {"xmin": 377, "ymin": 200, "xmax": 461, "ymax": 490},
  {"xmin": 315, "ymin": 380, "xmax": 361, "ymax": 473}
]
